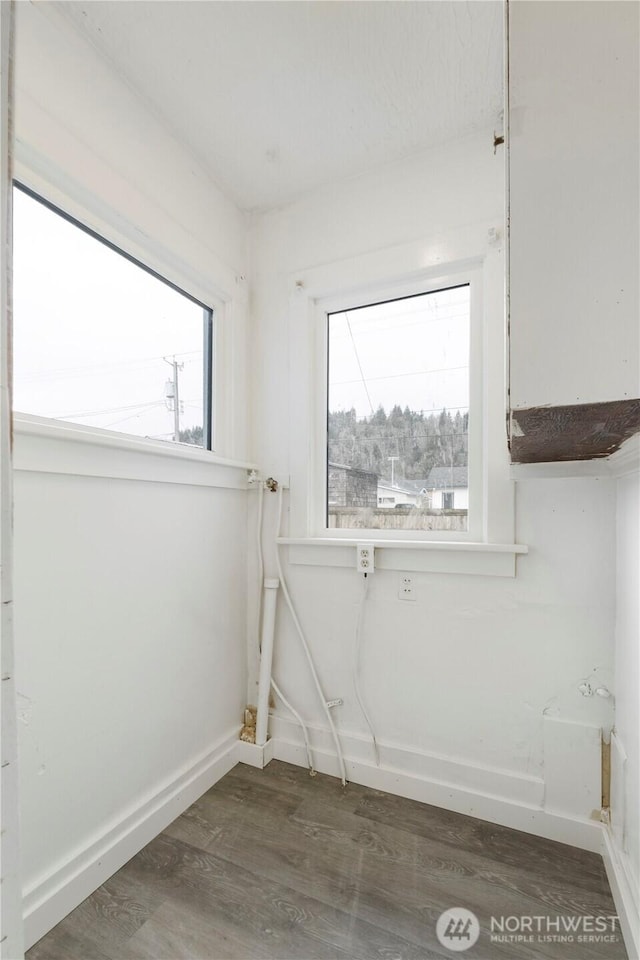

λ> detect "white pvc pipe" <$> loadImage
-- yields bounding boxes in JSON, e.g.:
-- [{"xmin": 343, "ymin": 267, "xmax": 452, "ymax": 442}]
[
  {"xmin": 275, "ymin": 486, "xmax": 348, "ymax": 785},
  {"xmin": 255, "ymin": 480, "xmax": 264, "ymax": 646},
  {"xmin": 256, "ymin": 577, "xmax": 279, "ymax": 747},
  {"xmin": 254, "ymin": 480, "xmax": 315, "ymax": 771}
]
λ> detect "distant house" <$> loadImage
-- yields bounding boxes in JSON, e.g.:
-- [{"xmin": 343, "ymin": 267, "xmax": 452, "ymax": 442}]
[
  {"xmin": 328, "ymin": 462, "xmax": 378, "ymax": 508},
  {"xmin": 376, "ymin": 480, "xmax": 415, "ymax": 508},
  {"xmin": 376, "ymin": 479, "xmax": 429, "ymax": 508},
  {"xmin": 426, "ymin": 465, "xmax": 468, "ymax": 510}
]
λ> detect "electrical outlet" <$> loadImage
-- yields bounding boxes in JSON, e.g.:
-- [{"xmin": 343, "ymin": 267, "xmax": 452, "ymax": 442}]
[
  {"xmin": 398, "ymin": 575, "xmax": 415, "ymax": 601},
  {"xmin": 357, "ymin": 543, "xmax": 375, "ymax": 574}
]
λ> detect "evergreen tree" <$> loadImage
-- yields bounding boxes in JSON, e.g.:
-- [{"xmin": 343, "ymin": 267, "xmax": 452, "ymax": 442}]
[
  {"xmin": 328, "ymin": 406, "xmax": 468, "ymax": 482},
  {"xmin": 179, "ymin": 425, "xmax": 204, "ymax": 447}
]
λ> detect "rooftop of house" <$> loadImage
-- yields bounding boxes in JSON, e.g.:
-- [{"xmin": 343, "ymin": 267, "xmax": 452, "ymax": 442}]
[
  {"xmin": 328, "ymin": 462, "xmax": 379, "ymax": 479},
  {"xmin": 426, "ymin": 466, "xmax": 469, "ymax": 489},
  {"xmin": 377, "ymin": 478, "xmax": 427, "ymax": 495}
]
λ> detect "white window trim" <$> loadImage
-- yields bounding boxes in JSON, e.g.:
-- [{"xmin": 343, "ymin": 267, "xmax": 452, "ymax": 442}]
[
  {"xmin": 14, "ymin": 412, "xmax": 255, "ymax": 490},
  {"xmin": 316, "ymin": 269, "xmax": 482, "ymax": 542},
  {"xmin": 12, "ymin": 159, "xmax": 249, "ymax": 464},
  {"xmin": 286, "ymin": 225, "xmax": 524, "ymax": 575}
]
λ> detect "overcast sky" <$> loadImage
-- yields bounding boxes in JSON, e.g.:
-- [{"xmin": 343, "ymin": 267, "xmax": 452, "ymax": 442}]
[
  {"xmin": 13, "ymin": 188, "xmax": 470, "ymax": 444},
  {"xmin": 13, "ymin": 188, "xmax": 205, "ymax": 441},
  {"xmin": 328, "ymin": 285, "xmax": 470, "ymax": 420}
]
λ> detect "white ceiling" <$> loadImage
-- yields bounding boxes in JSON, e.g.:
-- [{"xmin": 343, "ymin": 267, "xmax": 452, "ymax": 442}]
[{"xmin": 54, "ymin": 1, "xmax": 503, "ymax": 212}]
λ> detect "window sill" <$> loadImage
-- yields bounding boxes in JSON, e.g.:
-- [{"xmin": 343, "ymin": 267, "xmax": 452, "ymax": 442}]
[
  {"xmin": 277, "ymin": 538, "xmax": 528, "ymax": 578},
  {"xmin": 14, "ymin": 414, "xmax": 256, "ymax": 489}
]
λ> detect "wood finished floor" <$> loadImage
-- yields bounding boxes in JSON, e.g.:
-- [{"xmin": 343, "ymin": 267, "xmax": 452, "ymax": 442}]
[{"xmin": 27, "ymin": 760, "xmax": 627, "ymax": 960}]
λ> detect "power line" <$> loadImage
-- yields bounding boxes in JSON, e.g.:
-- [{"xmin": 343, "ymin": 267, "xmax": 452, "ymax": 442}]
[
  {"xmin": 55, "ymin": 399, "xmax": 165, "ymax": 420},
  {"xmin": 18, "ymin": 349, "xmax": 203, "ymax": 384},
  {"xmin": 330, "ymin": 364, "xmax": 468, "ymax": 388},
  {"xmin": 330, "ymin": 403, "xmax": 469, "ymax": 416},
  {"xmin": 330, "ymin": 306, "xmax": 469, "ymax": 338},
  {"xmin": 417, "ymin": 405, "xmax": 469, "ymax": 415},
  {"xmin": 345, "ymin": 311, "xmax": 375, "ymax": 416},
  {"xmin": 105, "ymin": 403, "xmax": 165, "ymax": 428},
  {"xmin": 329, "ymin": 432, "xmax": 468, "ymax": 442}
]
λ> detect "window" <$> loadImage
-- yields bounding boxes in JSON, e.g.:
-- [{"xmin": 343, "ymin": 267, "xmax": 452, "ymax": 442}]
[
  {"xmin": 13, "ymin": 185, "xmax": 214, "ymax": 448},
  {"xmin": 326, "ymin": 285, "xmax": 470, "ymax": 533},
  {"xmin": 286, "ymin": 236, "xmax": 520, "ymax": 573}
]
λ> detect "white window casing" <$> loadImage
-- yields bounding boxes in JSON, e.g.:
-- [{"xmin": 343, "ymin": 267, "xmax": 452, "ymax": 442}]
[
  {"xmin": 284, "ymin": 225, "xmax": 526, "ymax": 576},
  {"xmin": 11, "ymin": 157, "xmax": 249, "ymax": 469}
]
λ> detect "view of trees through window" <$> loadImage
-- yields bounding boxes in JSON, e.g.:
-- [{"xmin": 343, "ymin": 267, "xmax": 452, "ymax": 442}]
[
  {"xmin": 13, "ymin": 186, "xmax": 211, "ymax": 448},
  {"xmin": 327, "ymin": 285, "xmax": 470, "ymax": 532}
]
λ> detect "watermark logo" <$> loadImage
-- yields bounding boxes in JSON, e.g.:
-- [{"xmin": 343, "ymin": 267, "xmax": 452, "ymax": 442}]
[
  {"xmin": 435, "ymin": 909, "xmax": 621, "ymax": 952},
  {"xmin": 489, "ymin": 914, "xmax": 620, "ymax": 945},
  {"xmin": 436, "ymin": 908, "xmax": 480, "ymax": 952}
]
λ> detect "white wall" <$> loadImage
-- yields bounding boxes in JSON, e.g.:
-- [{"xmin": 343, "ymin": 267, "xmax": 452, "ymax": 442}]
[
  {"xmin": 270, "ymin": 477, "xmax": 615, "ymax": 765},
  {"xmin": 0, "ymin": 4, "xmax": 24, "ymax": 957},
  {"xmin": 14, "ymin": 439, "xmax": 249, "ymax": 943},
  {"xmin": 431, "ymin": 489, "xmax": 469, "ymax": 510},
  {"xmin": 507, "ymin": 3, "xmax": 639, "ymax": 944},
  {"xmin": 249, "ymin": 134, "xmax": 616, "ymax": 842},
  {"xmin": 13, "ymin": 4, "xmax": 251, "ymax": 947},
  {"xmin": 10, "ymin": 0, "xmax": 634, "ymax": 951},
  {"xmin": 14, "ymin": 1, "xmax": 251, "ymax": 464},
  {"xmin": 14, "ymin": 2, "xmax": 247, "ymax": 298},
  {"xmin": 250, "ymin": 134, "xmax": 504, "ymax": 476},
  {"xmin": 508, "ymin": 0, "xmax": 639, "ymax": 410},
  {"xmin": 610, "ymin": 459, "xmax": 640, "ymax": 933}
]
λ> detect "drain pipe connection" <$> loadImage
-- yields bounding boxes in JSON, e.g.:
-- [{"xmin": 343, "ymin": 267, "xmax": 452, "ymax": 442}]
[
  {"xmin": 256, "ymin": 578, "xmax": 279, "ymax": 747},
  {"xmin": 252, "ymin": 474, "xmax": 316, "ymax": 771}
]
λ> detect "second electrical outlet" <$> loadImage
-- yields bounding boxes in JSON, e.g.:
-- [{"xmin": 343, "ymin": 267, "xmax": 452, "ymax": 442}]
[{"xmin": 398, "ymin": 575, "xmax": 415, "ymax": 601}]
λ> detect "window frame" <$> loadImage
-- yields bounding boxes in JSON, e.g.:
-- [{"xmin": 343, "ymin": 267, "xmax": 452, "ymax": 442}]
[
  {"xmin": 285, "ymin": 228, "xmax": 520, "ymax": 573},
  {"xmin": 13, "ymin": 181, "xmax": 217, "ymax": 452},
  {"xmin": 319, "ymin": 273, "xmax": 482, "ymax": 542}
]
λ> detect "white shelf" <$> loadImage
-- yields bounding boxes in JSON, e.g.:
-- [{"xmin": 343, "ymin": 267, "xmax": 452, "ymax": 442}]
[{"xmin": 277, "ymin": 538, "xmax": 528, "ymax": 578}]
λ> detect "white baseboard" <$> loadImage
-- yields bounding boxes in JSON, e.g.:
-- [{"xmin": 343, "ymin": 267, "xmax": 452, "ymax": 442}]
[
  {"xmin": 602, "ymin": 826, "xmax": 640, "ymax": 960},
  {"xmin": 236, "ymin": 737, "xmax": 275, "ymax": 768},
  {"xmin": 269, "ymin": 714, "xmax": 603, "ymax": 853},
  {"xmin": 23, "ymin": 719, "xmax": 614, "ymax": 953},
  {"xmin": 23, "ymin": 729, "xmax": 240, "ymax": 950}
]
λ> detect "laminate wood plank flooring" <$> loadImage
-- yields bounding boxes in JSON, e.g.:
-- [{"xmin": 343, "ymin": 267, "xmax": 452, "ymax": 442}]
[{"xmin": 26, "ymin": 760, "xmax": 627, "ymax": 960}]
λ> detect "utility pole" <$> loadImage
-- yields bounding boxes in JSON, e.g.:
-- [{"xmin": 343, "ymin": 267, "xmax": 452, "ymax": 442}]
[
  {"xmin": 163, "ymin": 356, "xmax": 184, "ymax": 441},
  {"xmin": 388, "ymin": 455, "xmax": 399, "ymax": 487}
]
